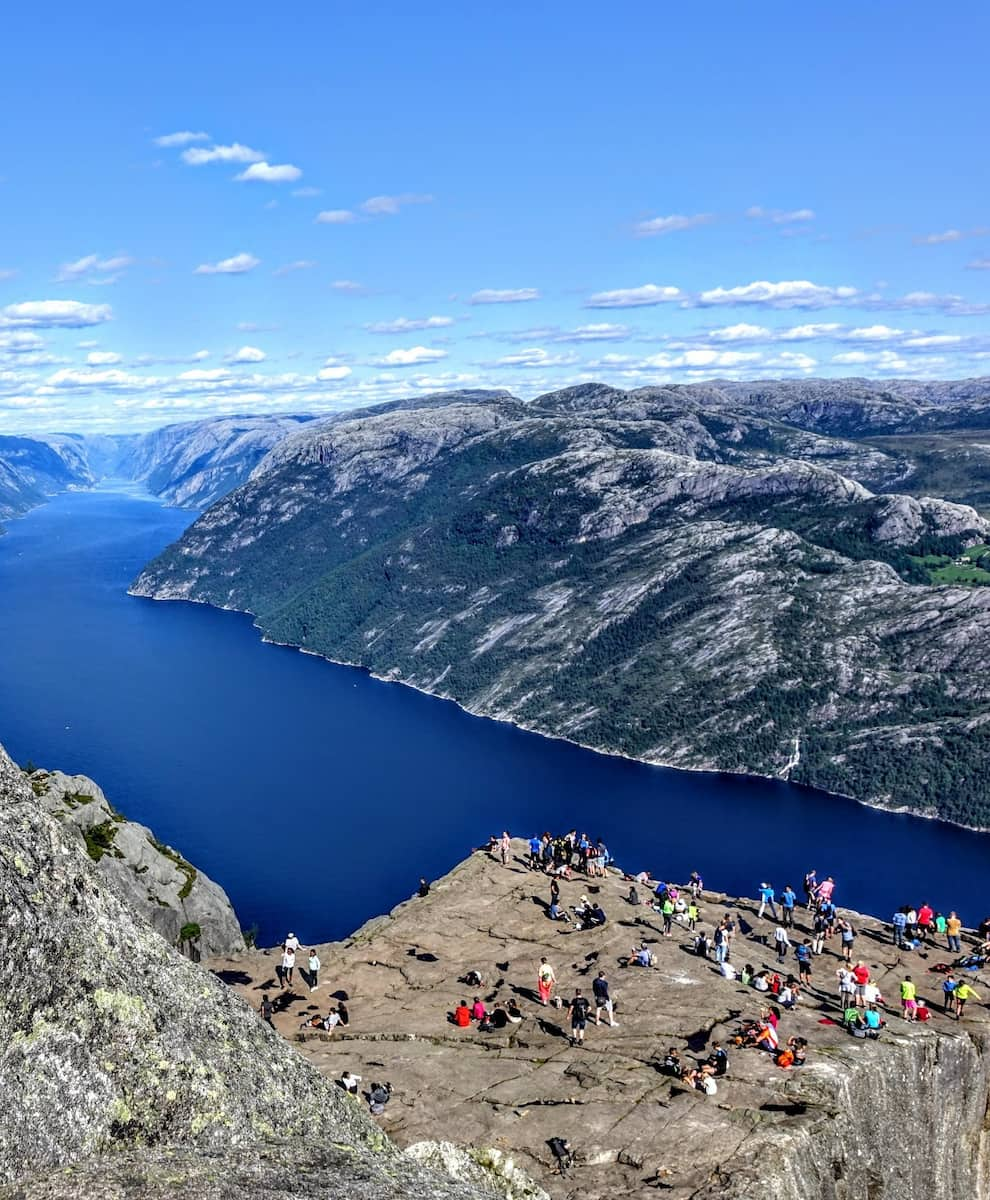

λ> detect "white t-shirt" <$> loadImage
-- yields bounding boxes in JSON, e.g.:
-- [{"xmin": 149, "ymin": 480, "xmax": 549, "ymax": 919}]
[
  {"xmin": 282, "ymin": 949, "xmax": 295, "ymax": 969},
  {"xmin": 285, "ymin": 935, "xmax": 300, "ymax": 953}
]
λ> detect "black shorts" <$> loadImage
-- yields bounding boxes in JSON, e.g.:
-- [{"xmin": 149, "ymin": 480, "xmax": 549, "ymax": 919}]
[{"xmin": 572, "ymin": 1018, "xmax": 587, "ymax": 1031}]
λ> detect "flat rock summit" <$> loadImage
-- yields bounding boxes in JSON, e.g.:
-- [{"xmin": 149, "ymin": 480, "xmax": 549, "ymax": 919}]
[{"xmin": 211, "ymin": 840, "xmax": 990, "ymax": 1200}]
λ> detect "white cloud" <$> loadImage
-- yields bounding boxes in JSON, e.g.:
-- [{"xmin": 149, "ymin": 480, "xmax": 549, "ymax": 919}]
[
  {"xmin": 193, "ymin": 253, "xmax": 260, "ymax": 276},
  {"xmin": 0, "ymin": 300, "xmax": 112, "ymax": 328},
  {"xmin": 915, "ymin": 227, "xmax": 988, "ymax": 245},
  {"xmin": 0, "ymin": 268, "xmax": 19, "ymax": 281},
  {"xmin": 776, "ymin": 323, "xmax": 843, "ymax": 340},
  {"xmin": 0, "ymin": 331, "xmax": 45, "ymax": 353},
  {"xmin": 316, "ymin": 209, "xmax": 356, "ymax": 224},
  {"xmin": 331, "ymin": 280, "xmax": 365, "ymax": 292},
  {"xmin": 228, "ymin": 345, "xmax": 266, "ymax": 363},
  {"xmin": 86, "ymin": 350, "xmax": 122, "ymax": 365},
  {"xmin": 181, "ymin": 143, "xmax": 265, "ymax": 166},
  {"xmin": 746, "ymin": 206, "xmax": 816, "ymax": 223},
  {"xmin": 318, "ymin": 358, "xmax": 352, "ymax": 381},
  {"xmin": 469, "ymin": 288, "xmax": 541, "ymax": 305},
  {"xmin": 902, "ymin": 334, "xmax": 963, "ymax": 348},
  {"xmin": 56, "ymin": 254, "xmax": 133, "ymax": 283},
  {"xmin": 585, "ymin": 284, "xmax": 684, "ymax": 308},
  {"xmin": 703, "ymin": 323, "xmax": 772, "ymax": 342},
  {"xmin": 376, "ymin": 346, "xmax": 448, "ymax": 366},
  {"xmin": 489, "ymin": 348, "xmax": 579, "ymax": 368},
  {"xmin": 633, "ymin": 213, "xmax": 713, "ymax": 237},
  {"xmin": 235, "ymin": 161, "xmax": 302, "ymax": 184},
  {"xmin": 365, "ymin": 316, "xmax": 454, "ymax": 334},
  {"xmin": 273, "ymin": 260, "xmax": 317, "ymax": 276},
  {"xmin": 154, "ymin": 130, "xmax": 210, "ymax": 147},
  {"xmin": 968, "ymin": 258, "xmax": 990, "ymax": 270},
  {"xmin": 360, "ymin": 193, "xmax": 433, "ymax": 216},
  {"xmin": 695, "ymin": 280, "xmax": 858, "ymax": 309},
  {"xmin": 292, "ymin": 186, "xmax": 321, "ymax": 197}
]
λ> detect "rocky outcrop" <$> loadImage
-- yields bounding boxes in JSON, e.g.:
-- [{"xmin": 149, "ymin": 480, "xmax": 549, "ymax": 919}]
[
  {"xmin": 209, "ymin": 842, "xmax": 990, "ymax": 1200},
  {"xmin": 0, "ymin": 434, "xmax": 97, "ymax": 528},
  {"xmin": 0, "ymin": 742, "xmax": 489, "ymax": 1199},
  {"xmin": 130, "ymin": 391, "xmax": 990, "ymax": 827},
  {"xmin": 29, "ymin": 767, "xmax": 244, "ymax": 957}
]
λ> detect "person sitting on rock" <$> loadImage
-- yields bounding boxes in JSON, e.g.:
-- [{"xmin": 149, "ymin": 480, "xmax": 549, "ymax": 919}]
[
  {"xmin": 548, "ymin": 898, "xmax": 569, "ymax": 922},
  {"xmin": 707, "ymin": 1042, "xmax": 728, "ymax": 1076},
  {"xmin": 505, "ymin": 998, "xmax": 524, "ymax": 1023},
  {"xmin": 463, "ymin": 969, "xmax": 484, "ymax": 988},
  {"xmin": 470, "ymin": 996, "xmax": 487, "ymax": 1022},
  {"xmin": 453, "ymin": 1000, "xmax": 472, "ymax": 1027},
  {"xmin": 626, "ymin": 942, "xmax": 653, "ymax": 968},
  {"xmin": 627, "ymin": 885, "xmax": 641, "ymax": 906},
  {"xmin": 752, "ymin": 970, "xmax": 770, "ymax": 992},
  {"xmin": 368, "ymin": 1082, "xmax": 392, "ymax": 1115},
  {"xmin": 581, "ymin": 903, "xmax": 607, "ymax": 930},
  {"xmin": 660, "ymin": 1047, "xmax": 682, "ymax": 1076},
  {"xmin": 336, "ymin": 1000, "xmax": 350, "ymax": 1027},
  {"xmin": 338, "ymin": 1071, "xmax": 361, "ymax": 1095}
]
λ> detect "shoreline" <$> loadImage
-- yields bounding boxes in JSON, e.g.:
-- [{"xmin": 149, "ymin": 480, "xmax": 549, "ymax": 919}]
[{"xmin": 127, "ymin": 584, "xmax": 990, "ymax": 839}]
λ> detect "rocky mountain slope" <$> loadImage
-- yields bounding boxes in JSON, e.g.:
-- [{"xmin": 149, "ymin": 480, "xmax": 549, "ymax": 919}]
[
  {"xmin": 28, "ymin": 766, "xmax": 244, "ymax": 957},
  {"xmin": 0, "ymin": 740, "xmax": 492, "ymax": 1199},
  {"xmin": 117, "ymin": 414, "xmax": 318, "ymax": 508},
  {"xmin": 132, "ymin": 386, "xmax": 990, "ymax": 827},
  {"xmin": 0, "ymin": 434, "xmax": 96, "ymax": 527}
]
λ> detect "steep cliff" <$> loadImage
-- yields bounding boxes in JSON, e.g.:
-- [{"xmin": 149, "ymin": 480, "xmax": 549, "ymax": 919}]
[
  {"xmin": 0, "ymin": 742, "xmax": 488, "ymax": 1199},
  {"xmin": 210, "ymin": 842, "xmax": 990, "ymax": 1200},
  {"xmin": 131, "ymin": 389, "xmax": 990, "ymax": 826},
  {"xmin": 29, "ymin": 767, "xmax": 244, "ymax": 957}
]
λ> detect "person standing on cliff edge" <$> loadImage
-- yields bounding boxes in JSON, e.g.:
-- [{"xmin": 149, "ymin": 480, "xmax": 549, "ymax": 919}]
[{"xmin": 499, "ymin": 831, "xmax": 511, "ymax": 866}]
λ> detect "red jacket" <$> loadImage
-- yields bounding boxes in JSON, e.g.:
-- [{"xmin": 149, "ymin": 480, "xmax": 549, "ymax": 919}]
[{"xmin": 454, "ymin": 1006, "xmax": 471, "ymax": 1027}]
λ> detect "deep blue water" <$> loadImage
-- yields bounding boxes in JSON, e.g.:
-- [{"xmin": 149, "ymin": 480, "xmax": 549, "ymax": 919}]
[{"xmin": 1, "ymin": 483, "xmax": 988, "ymax": 946}]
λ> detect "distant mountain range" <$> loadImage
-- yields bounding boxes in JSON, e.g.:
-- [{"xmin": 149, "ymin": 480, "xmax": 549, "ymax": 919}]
[{"xmin": 122, "ymin": 377, "xmax": 990, "ymax": 828}]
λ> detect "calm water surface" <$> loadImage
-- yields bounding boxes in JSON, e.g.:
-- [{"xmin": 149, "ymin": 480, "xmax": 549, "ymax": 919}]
[{"xmin": 1, "ymin": 483, "xmax": 987, "ymax": 945}]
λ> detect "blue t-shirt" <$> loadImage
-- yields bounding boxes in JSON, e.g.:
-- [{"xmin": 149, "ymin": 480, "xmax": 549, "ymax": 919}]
[
  {"xmin": 529, "ymin": 838, "xmax": 542, "ymax": 855},
  {"xmin": 796, "ymin": 945, "xmax": 812, "ymax": 963},
  {"xmin": 893, "ymin": 912, "xmax": 907, "ymax": 928},
  {"xmin": 864, "ymin": 1009, "xmax": 881, "ymax": 1028},
  {"xmin": 781, "ymin": 890, "xmax": 795, "ymax": 908},
  {"xmin": 760, "ymin": 886, "xmax": 774, "ymax": 901}
]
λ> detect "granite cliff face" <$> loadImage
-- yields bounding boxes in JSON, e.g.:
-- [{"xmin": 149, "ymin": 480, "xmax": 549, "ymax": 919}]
[
  {"xmin": 132, "ymin": 386, "xmax": 990, "ymax": 826},
  {"xmin": 29, "ymin": 767, "xmax": 244, "ymax": 957},
  {"xmin": 0, "ymin": 742, "xmax": 491, "ymax": 1199},
  {"xmin": 0, "ymin": 433, "xmax": 97, "ymax": 527}
]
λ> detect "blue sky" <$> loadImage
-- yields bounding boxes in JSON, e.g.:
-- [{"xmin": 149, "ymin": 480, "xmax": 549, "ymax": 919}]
[{"xmin": 1, "ymin": 2, "xmax": 989, "ymax": 431}]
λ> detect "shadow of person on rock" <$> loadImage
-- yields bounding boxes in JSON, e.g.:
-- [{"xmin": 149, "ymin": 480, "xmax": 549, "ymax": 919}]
[
  {"xmin": 511, "ymin": 984, "xmax": 542, "ymax": 1003},
  {"xmin": 537, "ymin": 1017, "xmax": 567, "ymax": 1038},
  {"xmin": 532, "ymin": 895, "xmax": 551, "ymax": 913},
  {"xmin": 274, "ymin": 990, "xmax": 302, "ymax": 1013},
  {"xmin": 211, "ymin": 969, "xmax": 253, "ymax": 986}
]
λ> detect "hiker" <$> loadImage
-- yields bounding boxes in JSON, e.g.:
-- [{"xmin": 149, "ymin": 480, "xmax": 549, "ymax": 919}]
[
  {"xmin": 417, "ymin": 878, "xmax": 430, "ymax": 898},
  {"xmin": 900, "ymin": 976, "xmax": 918, "ymax": 1021},
  {"xmin": 453, "ymin": 1000, "xmax": 472, "ymax": 1027},
  {"xmin": 339, "ymin": 1071, "xmax": 361, "ymax": 1095},
  {"xmin": 537, "ymin": 957, "xmax": 557, "ymax": 1005},
  {"xmin": 773, "ymin": 925, "xmax": 791, "ymax": 963},
  {"xmin": 917, "ymin": 902, "xmax": 934, "ymax": 942},
  {"xmin": 892, "ymin": 907, "xmax": 908, "ymax": 947},
  {"xmin": 862, "ymin": 1005, "xmax": 885, "ymax": 1034},
  {"xmin": 817, "ymin": 877, "xmax": 836, "ymax": 906},
  {"xmin": 687, "ymin": 899, "xmax": 699, "ymax": 931},
  {"xmin": 851, "ymin": 961, "xmax": 870, "ymax": 1006},
  {"xmin": 838, "ymin": 919, "xmax": 856, "ymax": 963},
  {"xmin": 499, "ymin": 831, "xmax": 511, "ymax": 866},
  {"xmin": 688, "ymin": 871, "xmax": 704, "ymax": 898},
  {"xmin": 780, "ymin": 885, "xmax": 796, "ymax": 928},
  {"xmin": 281, "ymin": 943, "xmax": 296, "ymax": 987},
  {"xmin": 548, "ymin": 1137, "xmax": 573, "ymax": 1176},
  {"xmin": 627, "ymin": 885, "xmax": 641, "ymax": 906},
  {"xmin": 758, "ymin": 883, "xmax": 778, "ymax": 920},
  {"xmin": 660, "ymin": 1047, "xmax": 682, "ymax": 1076},
  {"xmin": 368, "ymin": 1082, "xmax": 392, "ymax": 1115},
  {"xmin": 568, "ymin": 989, "xmax": 592, "ymax": 1045},
  {"xmin": 528, "ymin": 835, "xmax": 542, "ymax": 870},
  {"xmin": 593, "ymin": 970, "xmax": 617, "ymax": 1027},
  {"xmin": 471, "ymin": 996, "xmax": 487, "ymax": 1022},
  {"xmin": 811, "ymin": 910, "xmax": 827, "ymax": 955},
  {"xmin": 836, "ymin": 965, "xmax": 855, "ymax": 1011},
  {"xmin": 284, "ymin": 932, "xmax": 300, "ymax": 954},
  {"xmin": 337, "ymin": 999, "xmax": 349, "ymax": 1027},
  {"xmin": 308, "ymin": 949, "xmax": 321, "ymax": 991},
  {"xmin": 795, "ymin": 940, "xmax": 813, "ymax": 985},
  {"xmin": 713, "ymin": 921, "xmax": 728, "ymax": 964},
  {"xmin": 707, "ymin": 1042, "xmax": 728, "ymax": 1075},
  {"xmin": 942, "ymin": 973, "xmax": 958, "ymax": 1012},
  {"xmin": 803, "ymin": 870, "xmax": 817, "ymax": 908},
  {"xmin": 582, "ymin": 902, "xmax": 607, "ymax": 930},
  {"xmin": 954, "ymin": 980, "xmax": 980, "ymax": 1019},
  {"xmin": 260, "ymin": 993, "xmax": 274, "ymax": 1026},
  {"xmin": 946, "ymin": 911, "xmax": 963, "ymax": 954}
]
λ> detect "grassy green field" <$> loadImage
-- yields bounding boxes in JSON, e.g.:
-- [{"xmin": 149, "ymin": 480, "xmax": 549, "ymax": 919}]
[{"xmin": 909, "ymin": 543, "xmax": 990, "ymax": 585}]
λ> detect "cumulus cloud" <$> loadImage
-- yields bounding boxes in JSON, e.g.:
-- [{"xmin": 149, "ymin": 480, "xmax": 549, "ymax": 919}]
[
  {"xmin": 273, "ymin": 260, "xmax": 317, "ymax": 276},
  {"xmin": 469, "ymin": 288, "xmax": 541, "ymax": 305},
  {"xmin": 365, "ymin": 316, "xmax": 454, "ymax": 334},
  {"xmin": 0, "ymin": 331, "xmax": 45, "ymax": 353},
  {"xmin": 56, "ymin": 254, "xmax": 134, "ymax": 284},
  {"xmin": 585, "ymin": 284, "xmax": 684, "ymax": 309},
  {"xmin": 154, "ymin": 130, "xmax": 210, "ymax": 147},
  {"xmin": 193, "ymin": 253, "xmax": 260, "ymax": 275},
  {"xmin": 318, "ymin": 358, "xmax": 352, "ymax": 381},
  {"xmin": 0, "ymin": 300, "xmax": 112, "ymax": 328},
  {"xmin": 227, "ymin": 345, "xmax": 266, "ymax": 363},
  {"xmin": 746, "ymin": 206, "xmax": 816, "ymax": 223},
  {"xmin": 315, "ymin": 209, "xmax": 356, "ymax": 224},
  {"xmin": 633, "ymin": 213, "xmax": 713, "ymax": 237},
  {"xmin": 181, "ymin": 143, "xmax": 265, "ymax": 166},
  {"xmin": 376, "ymin": 346, "xmax": 448, "ymax": 366},
  {"xmin": 235, "ymin": 161, "xmax": 302, "ymax": 184},
  {"xmin": 86, "ymin": 350, "xmax": 122, "ymax": 365},
  {"xmin": 695, "ymin": 279, "xmax": 859, "ymax": 309},
  {"xmin": 360, "ymin": 193, "xmax": 433, "ymax": 216},
  {"xmin": 488, "ymin": 348, "xmax": 579, "ymax": 368}
]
